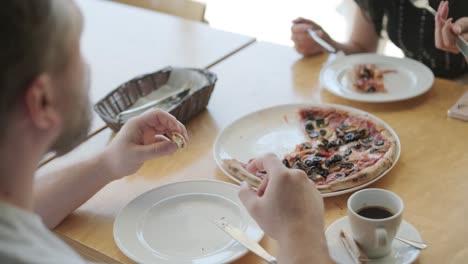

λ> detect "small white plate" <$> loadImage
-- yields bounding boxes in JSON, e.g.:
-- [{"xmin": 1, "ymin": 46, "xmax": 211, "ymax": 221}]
[
  {"xmin": 326, "ymin": 216, "xmax": 422, "ymax": 264},
  {"xmin": 213, "ymin": 103, "xmax": 401, "ymax": 198},
  {"xmin": 320, "ymin": 54, "xmax": 434, "ymax": 102},
  {"xmin": 113, "ymin": 180, "xmax": 263, "ymax": 264}
]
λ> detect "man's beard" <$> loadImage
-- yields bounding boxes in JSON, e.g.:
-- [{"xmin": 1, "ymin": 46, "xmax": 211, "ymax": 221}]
[
  {"xmin": 50, "ymin": 95, "xmax": 92, "ymax": 156},
  {"xmin": 50, "ymin": 68, "xmax": 93, "ymax": 156}
]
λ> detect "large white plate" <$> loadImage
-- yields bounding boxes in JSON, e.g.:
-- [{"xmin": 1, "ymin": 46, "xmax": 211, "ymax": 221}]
[
  {"xmin": 114, "ymin": 180, "xmax": 263, "ymax": 264},
  {"xmin": 213, "ymin": 104, "xmax": 401, "ymax": 198},
  {"xmin": 320, "ymin": 54, "xmax": 434, "ymax": 102}
]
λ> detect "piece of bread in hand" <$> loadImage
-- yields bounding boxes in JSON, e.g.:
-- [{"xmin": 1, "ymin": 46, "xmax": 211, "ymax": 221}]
[{"xmin": 171, "ymin": 132, "xmax": 186, "ymax": 149}]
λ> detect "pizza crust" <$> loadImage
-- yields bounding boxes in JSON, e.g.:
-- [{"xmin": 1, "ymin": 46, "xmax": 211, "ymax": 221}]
[
  {"xmin": 328, "ymin": 156, "xmax": 393, "ymax": 192},
  {"xmin": 222, "ymin": 159, "xmax": 261, "ymax": 188},
  {"xmin": 317, "ymin": 130, "xmax": 397, "ymax": 193}
]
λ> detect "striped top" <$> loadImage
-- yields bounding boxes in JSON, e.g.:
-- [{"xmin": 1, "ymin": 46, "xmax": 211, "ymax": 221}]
[{"xmin": 355, "ymin": 0, "xmax": 467, "ymax": 79}]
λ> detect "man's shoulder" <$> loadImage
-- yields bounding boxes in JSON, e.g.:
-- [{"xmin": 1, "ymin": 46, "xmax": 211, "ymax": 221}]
[{"xmin": 0, "ymin": 203, "xmax": 85, "ymax": 264}]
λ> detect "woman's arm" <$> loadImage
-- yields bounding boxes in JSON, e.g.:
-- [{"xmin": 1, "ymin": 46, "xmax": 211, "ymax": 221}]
[
  {"xmin": 335, "ymin": 5, "xmax": 380, "ymax": 54},
  {"xmin": 291, "ymin": 1, "xmax": 380, "ymax": 56}
]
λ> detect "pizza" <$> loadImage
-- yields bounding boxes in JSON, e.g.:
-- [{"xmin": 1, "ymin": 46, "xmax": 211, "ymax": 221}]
[
  {"xmin": 222, "ymin": 106, "xmax": 397, "ymax": 194},
  {"xmin": 353, "ymin": 64, "xmax": 395, "ymax": 93}
]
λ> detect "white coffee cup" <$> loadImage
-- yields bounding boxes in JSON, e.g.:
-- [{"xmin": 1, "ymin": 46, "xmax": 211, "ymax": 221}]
[{"xmin": 347, "ymin": 188, "xmax": 404, "ymax": 258}]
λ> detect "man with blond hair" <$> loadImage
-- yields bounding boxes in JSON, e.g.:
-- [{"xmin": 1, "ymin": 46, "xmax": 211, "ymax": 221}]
[{"xmin": 0, "ymin": 1, "xmax": 332, "ymax": 263}]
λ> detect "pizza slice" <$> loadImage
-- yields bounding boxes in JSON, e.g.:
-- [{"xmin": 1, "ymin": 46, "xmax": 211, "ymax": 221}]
[
  {"xmin": 220, "ymin": 107, "xmax": 397, "ymax": 194},
  {"xmin": 352, "ymin": 64, "xmax": 387, "ymax": 93},
  {"xmin": 222, "ymin": 159, "xmax": 262, "ymax": 188}
]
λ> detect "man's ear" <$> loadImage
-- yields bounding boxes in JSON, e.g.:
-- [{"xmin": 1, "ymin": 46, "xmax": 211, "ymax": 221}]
[{"xmin": 23, "ymin": 74, "xmax": 62, "ymax": 131}]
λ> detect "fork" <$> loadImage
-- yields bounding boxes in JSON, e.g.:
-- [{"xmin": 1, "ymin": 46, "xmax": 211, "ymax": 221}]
[{"xmin": 409, "ymin": 0, "xmax": 468, "ymax": 58}]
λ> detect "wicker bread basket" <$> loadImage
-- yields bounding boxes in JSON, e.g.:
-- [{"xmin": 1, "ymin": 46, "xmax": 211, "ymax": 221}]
[{"xmin": 94, "ymin": 67, "xmax": 217, "ymax": 131}]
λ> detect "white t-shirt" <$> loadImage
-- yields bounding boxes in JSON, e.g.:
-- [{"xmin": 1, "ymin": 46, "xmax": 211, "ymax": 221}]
[{"xmin": 0, "ymin": 202, "xmax": 85, "ymax": 264}]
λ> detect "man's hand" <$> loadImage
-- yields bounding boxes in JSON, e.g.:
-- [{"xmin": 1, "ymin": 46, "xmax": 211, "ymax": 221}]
[
  {"xmin": 291, "ymin": 17, "xmax": 336, "ymax": 56},
  {"xmin": 34, "ymin": 109, "xmax": 188, "ymax": 229},
  {"xmin": 100, "ymin": 109, "xmax": 189, "ymax": 179},
  {"xmin": 238, "ymin": 153, "xmax": 324, "ymax": 239},
  {"xmin": 435, "ymin": 1, "xmax": 468, "ymax": 54},
  {"xmin": 238, "ymin": 153, "xmax": 332, "ymax": 263}
]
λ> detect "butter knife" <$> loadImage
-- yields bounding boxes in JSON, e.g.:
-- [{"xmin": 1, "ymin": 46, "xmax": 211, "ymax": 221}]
[
  {"xmin": 213, "ymin": 218, "xmax": 277, "ymax": 264},
  {"xmin": 115, "ymin": 87, "xmax": 191, "ymax": 124}
]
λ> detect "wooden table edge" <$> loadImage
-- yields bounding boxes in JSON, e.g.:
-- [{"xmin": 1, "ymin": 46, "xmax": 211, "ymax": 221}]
[{"xmin": 57, "ymin": 232, "xmax": 122, "ymax": 264}]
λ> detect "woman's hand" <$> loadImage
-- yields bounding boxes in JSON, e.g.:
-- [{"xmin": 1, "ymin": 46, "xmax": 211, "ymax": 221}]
[{"xmin": 435, "ymin": 1, "xmax": 468, "ymax": 54}]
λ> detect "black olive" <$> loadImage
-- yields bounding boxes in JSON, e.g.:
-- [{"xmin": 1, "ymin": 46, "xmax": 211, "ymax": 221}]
[
  {"xmin": 344, "ymin": 148, "xmax": 352, "ymax": 156},
  {"xmin": 305, "ymin": 121, "xmax": 314, "ymax": 131},
  {"xmin": 332, "ymin": 154, "xmax": 343, "ymax": 162},
  {"xmin": 363, "ymin": 67, "xmax": 372, "ymax": 77},
  {"xmin": 309, "ymin": 131, "xmax": 319, "ymax": 138},
  {"xmin": 317, "ymin": 139, "xmax": 328, "ymax": 148},
  {"xmin": 325, "ymin": 159, "xmax": 332, "ymax": 167},
  {"xmin": 359, "ymin": 129, "xmax": 368, "ymax": 138},
  {"xmin": 305, "ymin": 159, "xmax": 313, "ymax": 167},
  {"xmin": 340, "ymin": 162, "xmax": 354, "ymax": 169},
  {"xmin": 375, "ymin": 139, "xmax": 384, "ymax": 146},
  {"xmin": 338, "ymin": 123, "xmax": 349, "ymax": 131},
  {"xmin": 367, "ymin": 86, "xmax": 376, "ymax": 93},
  {"xmin": 328, "ymin": 141, "xmax": 338, "ymax": 148},
  {"xmin": 318, "ymin": 138, "xmax": 328, "ymax": 151},
  {"xmin": 344, "ymin": 132, "xmax": 356, "ymax": 143},
  {"xmin": 335, "ymin": 173, "xmax": 344, "ymax": 179},
  {"xmin": 319, "ymin": 129, "xmax": 327, "ymax": 136},
  {"xmin": 312, "ymin": 156, "xmax": 323, "ymax": 164},
  {"xmin": 345, "ymin": 169, "xmax": 356, "ymax": 176},
  {"xmin": 282, "ymin": 159, "xmax": 290, "ymax": 168},
  {"xmin": 308, "ymin": 166, "xmax": 320, "ymax": 174},
  {"xmin": 321, "ymin": 169, "xmax": 329, "ymax": 177},
  {"xmin": 316, "ymin": 118, "xmax": 325, "ymax": 127},
  {"xmin": 354, "ymin": 143, "xmax": 362, "ymax": 149},
  {"xmin": 306, "ymin": 114, "xmax": 315, "ymax": 121},
  {"xmin": 315, "ymin": 152, "xmax": 326, "ymax": 157},
  {"xmin": 292, "ymin": 161, "xmax": 308, "ymax": 171}
]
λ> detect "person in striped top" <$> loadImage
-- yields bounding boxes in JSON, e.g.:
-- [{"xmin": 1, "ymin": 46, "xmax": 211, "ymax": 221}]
[{"xmin": 292, "ymin": 0, "xmax": 468, "ymax": 79}]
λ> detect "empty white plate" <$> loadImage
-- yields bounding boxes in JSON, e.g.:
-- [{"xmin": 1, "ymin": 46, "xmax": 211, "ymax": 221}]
[
  {"xmin": 320, "ymin": 54, "xmax": 434, "ymax": 102},
  {"xmin": 113, "ymin": 180, "xmax": 263, "ymax": 264}
]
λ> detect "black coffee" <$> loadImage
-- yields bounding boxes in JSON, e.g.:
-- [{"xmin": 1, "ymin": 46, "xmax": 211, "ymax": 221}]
[{"xmin": 357, "ymin": 206, "xmax": 394, "ymax": 219}]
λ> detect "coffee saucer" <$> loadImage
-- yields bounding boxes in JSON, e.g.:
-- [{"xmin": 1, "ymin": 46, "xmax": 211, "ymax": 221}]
[{"xmin": 325, "ymin": 216, "xmax": 422, "ymax": 264}]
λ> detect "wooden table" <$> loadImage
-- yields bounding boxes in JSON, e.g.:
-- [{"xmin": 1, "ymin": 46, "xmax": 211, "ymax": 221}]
[
  {"xmin": 39, "ymin": 41, "xmax": 468, "ymax": 263},
  {"xmin": 76, "ymin": 0, "xmax": 255, "ymax": 134},
  {"xmin": 39, "ymin": 0, "xmax": 254, "ymax": 165}
]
